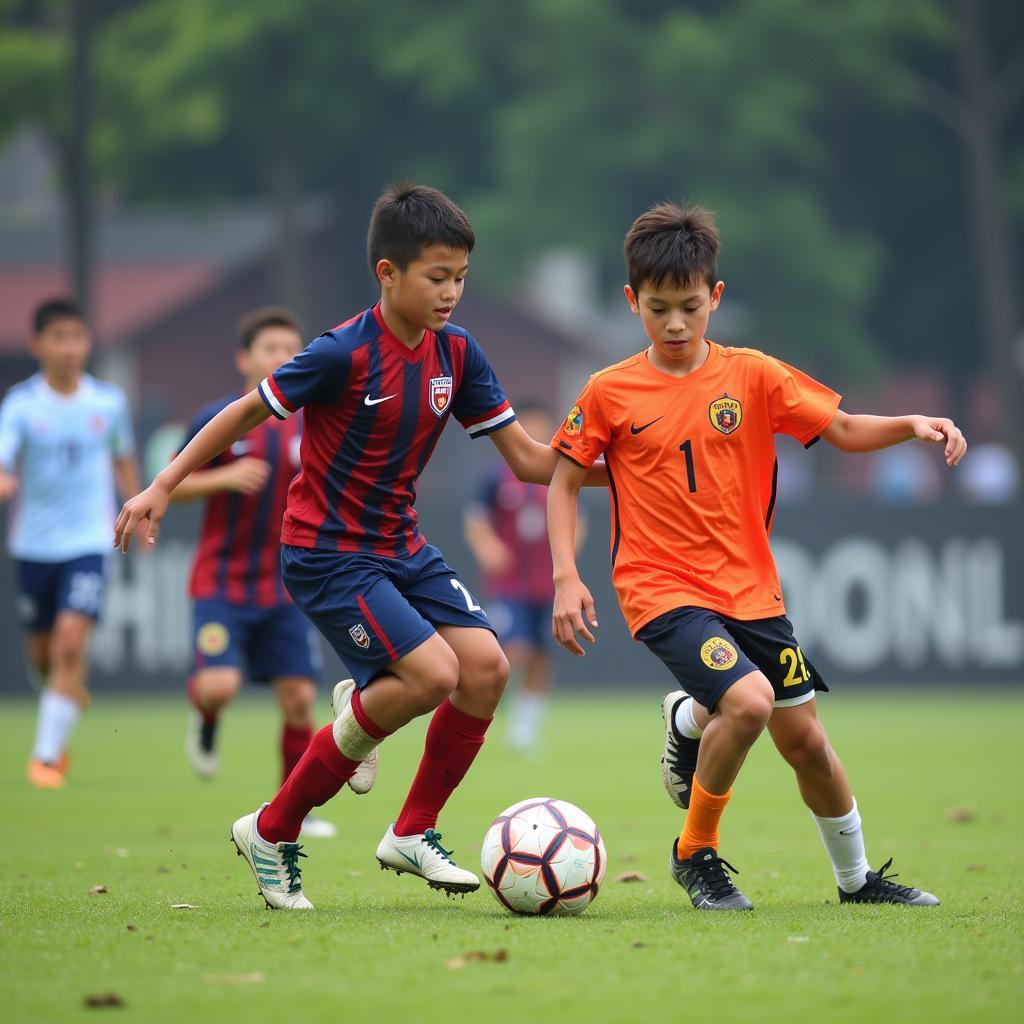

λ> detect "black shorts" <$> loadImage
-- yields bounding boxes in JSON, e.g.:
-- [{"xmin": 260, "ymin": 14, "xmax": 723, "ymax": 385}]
[{"xmin": 637, "ymin": 607, "xmax": 828, "ymax": 713}]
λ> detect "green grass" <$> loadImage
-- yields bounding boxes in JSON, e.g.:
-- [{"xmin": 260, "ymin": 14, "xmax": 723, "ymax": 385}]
[{"xmin": 2, "ymin": 690, "xmax": 1022, "ymax": 1024}]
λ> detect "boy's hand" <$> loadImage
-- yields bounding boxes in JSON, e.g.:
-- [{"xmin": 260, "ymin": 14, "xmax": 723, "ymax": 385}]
[
  {"xmin": 113, "ymin": 480, "xmax": 171, "ymax": 553},
  {"xmin": 911, "ymin": 416, "xmax": 968, "ymax": 467},
  {"xmin": 552, "ymin": 576, "xmax": 598, "ymax": 656},
  {"xmin": 223, "ymin": 457, "xmax": 272, "ymax": 494},
  {"xmin": 0, "ymin": 470, "xmax": 17, "ymax": 503}
]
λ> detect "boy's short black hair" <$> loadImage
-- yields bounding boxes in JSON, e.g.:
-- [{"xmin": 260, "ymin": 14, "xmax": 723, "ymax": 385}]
[
  {"xmin": 237, "ymin": 307, "xmax": 304, "ymax": 350},
  {"xmin": 33, "ymin": 297, "xmax": 85, "ymax": 334},
  {"xmin": 623, "ymin": 203, "xmax": 720, "ymax": 294},
  {"xmin": 366, "ymin": 183, "xmax": 475, "ymax": 274}
]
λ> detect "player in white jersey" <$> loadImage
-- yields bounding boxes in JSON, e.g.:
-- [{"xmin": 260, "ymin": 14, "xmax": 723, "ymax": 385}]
[{"xmin": 0, "ymin": 298, "xmax": 139, "ymax": 788}]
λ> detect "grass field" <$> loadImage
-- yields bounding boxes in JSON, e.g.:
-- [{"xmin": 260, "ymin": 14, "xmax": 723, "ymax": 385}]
[{"xmin": 2, "ymin": 690, "xmax": 1022, "ymax": 1023}]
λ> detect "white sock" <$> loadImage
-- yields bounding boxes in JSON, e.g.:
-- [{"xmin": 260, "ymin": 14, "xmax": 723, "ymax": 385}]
[
  {"xmin": 332, "ymin": 705, "xmax": 379, "ymax": 761},
  {"xmin": 673, "ymin": 696, "xmax": 704, "ymax": 739},
  {"xmin": 509, "ymin": 692, "xmax": 545, "ymax": 747},
  {"xmin": 813, "ymin": 799, "xmax": 870, "ymax": 893},
  {"xmin": 32, "ymin": 689, "xmax": 81, "ymax": 764}
]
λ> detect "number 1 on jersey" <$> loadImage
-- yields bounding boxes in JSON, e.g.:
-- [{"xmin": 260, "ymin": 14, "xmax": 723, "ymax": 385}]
[{"xmin": 679, "ymin": 439, "xmax": 697, "ymax": 493}]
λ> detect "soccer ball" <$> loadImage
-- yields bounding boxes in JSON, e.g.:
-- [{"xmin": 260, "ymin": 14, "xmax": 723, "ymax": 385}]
[{"xmin": 481, "ymin": 797, "xmax": 607, "ymax": 916}]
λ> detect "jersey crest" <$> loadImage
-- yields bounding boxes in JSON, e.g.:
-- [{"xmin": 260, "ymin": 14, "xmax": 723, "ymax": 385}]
[
  {"xmin": 349, "ymin": 622, "xmax": 371, "ymax": 649},
  {"xmin": 429, "ymin": 376, "xmax": 454, "ymax": 416},
  {"xmin": 709, "ymin": 395, "xmax": 743, "ymax": 435}
]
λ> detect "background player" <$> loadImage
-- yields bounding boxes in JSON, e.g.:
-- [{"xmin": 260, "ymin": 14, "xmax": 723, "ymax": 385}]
[
  {"xmin": 548, "ymin": 203, "xmax": 965, "ymax": 910},
  {"xmin": 170, "ymin": 307, "xmax": 356, "ymax": 838},
  {"xmin": 0, "ymin": 298, "xmax": 139, "ymax": 788},
  {"xmin": 463, "ymin": 402, "xmax": 585, "ymax": 753},
  {"xmin": 114, "ymin": 184, "xmax": 607, "ymax": 910}
]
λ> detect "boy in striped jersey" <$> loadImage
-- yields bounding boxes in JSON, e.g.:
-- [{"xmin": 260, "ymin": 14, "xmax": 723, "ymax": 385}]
[
  {"xmin": 115, "ymin": 184, "xmax": 606, "ymax": 908},
  {"xmin": 173, "ymin": 308, "xmax": 362, "ymax": 837}
]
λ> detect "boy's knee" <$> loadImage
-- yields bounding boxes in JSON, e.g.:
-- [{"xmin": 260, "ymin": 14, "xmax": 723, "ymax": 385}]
[
  {"xmin": 51, "ymin": 633, "xmax": 87, "ymax": 668},
  {"xmin": 779, "ymin": 720, "xmax": 831, "ymax": 771},
  {"xmin": 722, "ymin": 681, "xmax": 773, "ymax": 742},
  {"xmin": 464, "ymin": 647, "xmax": 510, "ymax": 708},
  {"xmin": 413, "ymin": 654, "xmax": 461, "ymax": 709}
]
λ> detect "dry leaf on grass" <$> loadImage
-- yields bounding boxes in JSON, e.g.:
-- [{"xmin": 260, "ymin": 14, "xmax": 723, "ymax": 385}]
[
  {"xmin": 90, "ymin": 885, "xmax": 108, "ymax": 895},
  {"xmin": 170, "ymin": 903, "xmax": 197, "ymax": 909},
  {"xmin": 615, "ymin": 871, "xmax": 649, "ymax": 883},
  {"xmin": 83, "ymin": 992, "xmax": 125, "ymax": 1008},
  {"xmin": 947, "ymin": 805, "xmax": 976, "ymax": 823},
  {"xmin": 445, "ymin": 949, "xmax": 509, "ymax": 969}
]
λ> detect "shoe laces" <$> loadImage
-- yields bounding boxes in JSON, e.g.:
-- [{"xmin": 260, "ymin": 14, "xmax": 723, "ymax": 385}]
[
  {"xmin": 423, "ymin": 829, "xmax": 455, "ymax": 864},
  {"xmin": 279, "ymin": 843, "xmax": 307, "ymax": 893},
  {"xmin": 867, "ymin": 857, "xmax": 916, "ymax": 900},
  {"xmin": 692, "ymin": 854, "xmax": 742, "ymax": 899}
]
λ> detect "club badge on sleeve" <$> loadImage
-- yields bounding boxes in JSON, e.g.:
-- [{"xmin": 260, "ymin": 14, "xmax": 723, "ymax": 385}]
[{"xmin": 564, "ymin": 405, "xmax": 584, "ymax": 436}]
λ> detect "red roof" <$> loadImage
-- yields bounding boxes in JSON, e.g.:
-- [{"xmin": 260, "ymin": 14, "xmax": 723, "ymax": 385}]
[{"xmin": 0, "ymin": 262, "xmax": 217, "ymax": 351}]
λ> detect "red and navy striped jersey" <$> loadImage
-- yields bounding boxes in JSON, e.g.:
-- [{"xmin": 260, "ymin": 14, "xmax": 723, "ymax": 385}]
[
  {"xmin": 470, "ymin": 463, "xmax": 555, "ymax": 603},
  {"xmin": 257, "ymin": 304, "xmax": 516, "ymax": 558},
  {"xmin": 184, "ymin": 394, "xmax": 301, "ymax": 607}
]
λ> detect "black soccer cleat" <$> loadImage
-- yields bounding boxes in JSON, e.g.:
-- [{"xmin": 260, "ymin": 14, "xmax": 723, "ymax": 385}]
[
  {"xmin": 670, "ymin": 844, "xmax": 753, "ymax": 911},
  {"xmin": 661, "ymin": 690, "xmax": 700, "ymax": 809},
  {"xmin": 839, "ymin": 858, "xmax": 939, "ymax": 906}
]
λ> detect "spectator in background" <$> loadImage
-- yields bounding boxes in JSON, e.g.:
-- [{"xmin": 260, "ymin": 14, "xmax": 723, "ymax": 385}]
[
  {"xmin": 867, "ymin": 443, "xmax": 943, "ymax": 503},
  {"xmin": 464, "ymin": 403, "xmax": 584, "ymax": 752},
  {"xmin": 956, "ymin": 442, "xmax": 1020, "ymax": 503},
  {"xmin": 0, "ymin": 298, "xmax": 139, "ymax": 788}
]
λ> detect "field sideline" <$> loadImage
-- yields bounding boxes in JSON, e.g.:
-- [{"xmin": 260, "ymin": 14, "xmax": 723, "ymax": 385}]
[{"xmin": 2, "ymin": 690, "xmax": 1021, "ymax": 1023}]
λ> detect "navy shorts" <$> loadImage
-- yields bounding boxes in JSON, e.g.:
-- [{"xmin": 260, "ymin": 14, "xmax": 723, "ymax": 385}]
[
  {"xmin": 192, "ymin": 598, "xmax": 323, "ymax": 683},
  {"xmin": 281, "ymin": 543, "xmax": 493, "ymax": 688},
  {"xmin": 15, "ymin": 554, "xmax": 108, "ymax": 631},
  {"xmin": 637, "ymin": 607, "xmax": 828, "ymax": 713},
  {"xmin": 487, "ymin": 598, "xmax": 552, "ymax": 650}
]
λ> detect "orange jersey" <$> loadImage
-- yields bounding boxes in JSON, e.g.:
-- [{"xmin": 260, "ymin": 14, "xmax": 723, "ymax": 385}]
[{"xmin": 551, "ymin": 342, "xmax": 840, "ymax": 634}]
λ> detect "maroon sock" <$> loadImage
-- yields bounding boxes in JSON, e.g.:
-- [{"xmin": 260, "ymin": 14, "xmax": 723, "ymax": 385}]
[
  {"xmin": 186, "ymin": 676, "xmax": 218, "ymax": 725},
  {"xmin": 280, "ymin": 723, "xmax": 314, "ymax": 786},
  {"xmin": 258, "ymin": 725, "xmax": 359, "ymax": 843},
  {"xmin": 394, "ymin": 699, "xmax": 492, "ymax": 837}
]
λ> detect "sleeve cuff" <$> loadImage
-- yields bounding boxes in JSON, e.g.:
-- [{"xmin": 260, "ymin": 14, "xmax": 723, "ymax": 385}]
[{"xmin": 258, "ymin": 376, "xmax": 295, "ymax": 420}]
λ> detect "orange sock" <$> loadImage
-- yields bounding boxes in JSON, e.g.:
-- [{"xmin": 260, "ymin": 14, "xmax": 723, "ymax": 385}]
[{"xmin": 677, "ymin": 776, "xmax": 732, "ymax": 860}]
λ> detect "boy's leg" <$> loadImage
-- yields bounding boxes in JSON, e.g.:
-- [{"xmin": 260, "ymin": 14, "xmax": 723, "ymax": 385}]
[
  {"xmin": 677, "ymin": 670, "xmax": 774, "ymax": 858},
  {"xmin": 187, "ymin": 602, "xmax": 246, "ymax": 779},
  {"xmin": 393, "ymin": 625, "xmax": 507, "ymax": 837},
  {"xmin": 257, "ymin": 631, "xmax": 460, "ymax": 845},
  {"xmin": 769, "ymin": 700, "xmax": 938, "ymax": 905},
  {"xmin": 272, "ymin": 675, "xmax": 316, "ymax": 784},
  {"xmin": 374, "ymin": 625, "xmax": 505, "ymax": 895},
  {"xmin": 29, "ymin": 612, "xmax": 93, "ymax": 783}
]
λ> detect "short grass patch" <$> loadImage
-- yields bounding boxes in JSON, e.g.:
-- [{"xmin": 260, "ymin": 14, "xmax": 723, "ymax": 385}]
[{"xmin": 2, "ymin": 690, "xmax": 1021, "ymax": 1023}]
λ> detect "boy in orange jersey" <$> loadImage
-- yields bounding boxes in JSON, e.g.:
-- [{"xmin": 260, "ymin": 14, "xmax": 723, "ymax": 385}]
[{"xmin": 548, "ymin": 203, "xmax": 966, "ymax": 910}]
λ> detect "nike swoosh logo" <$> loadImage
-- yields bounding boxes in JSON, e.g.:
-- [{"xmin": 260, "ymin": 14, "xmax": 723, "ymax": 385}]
[
  {"xmin": 364, "ymin": 394, "xmax": 397, "ymax": 406},
  {"xmin": 773, "ymin": 593, "xmax": 783, "ymax": 602},
  {"xmin": 630, "ymin": 417, "xmax": 663, "ymax": 435},
  {"xmin": 398, "ymin": 850, "xmax": 421, "ymax": 869}
]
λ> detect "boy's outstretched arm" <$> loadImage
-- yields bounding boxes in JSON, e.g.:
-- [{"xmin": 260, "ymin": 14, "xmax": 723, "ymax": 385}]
[
  {"xmin": 548, "ymin": 454, "xmax": 598, "ymax": 657},
  {"xmin": 822, "ymin": 410, "xmax": 967, "ymax": 466},
  {"xmin": 489, "ymin": 420, "xmax": 608, "ymax": 486},
  {"xmin": 113, "ymin": 390, "xmax": 271, "ymax": 552}
]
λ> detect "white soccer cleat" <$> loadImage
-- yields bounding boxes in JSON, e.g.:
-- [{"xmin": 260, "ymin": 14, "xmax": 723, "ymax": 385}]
[
  {"xmin": 331, "ymin": 679, "xmax": 378, "ymax": 794},
  {"xmin": 230, "ymin": 804, "xmax": 313, "ymax": 910},
  {"xmin": 185, "ymin": 710, "xmax": 219, "ymax": 780},
  {"xmin": 375, "ymin": 824, "xmax": 480, "ymax": 896},
  {"xmin": 300, "ymin": 814, "xmax": 338, "ymax": 839}
]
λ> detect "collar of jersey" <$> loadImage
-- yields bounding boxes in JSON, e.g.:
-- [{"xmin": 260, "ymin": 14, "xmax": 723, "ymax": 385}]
[
  {"xmin": 638, "ymin": 339, "xmax": 719, "ymax": 383},
  {"xmin": 372, "ymin": 304, "xmax": 434, "ymax": 363}
]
